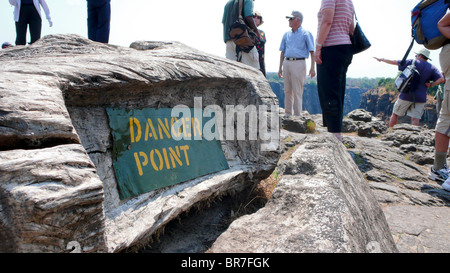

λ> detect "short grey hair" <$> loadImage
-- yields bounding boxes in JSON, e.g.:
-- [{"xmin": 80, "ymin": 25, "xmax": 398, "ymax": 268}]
[{"xmin": 291, "ymin": 10, "xmax": 303, "ymax": 22}]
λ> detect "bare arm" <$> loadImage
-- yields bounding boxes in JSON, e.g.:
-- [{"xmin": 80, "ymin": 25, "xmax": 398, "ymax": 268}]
[
  {"xmin": 278, "ymin": 51, "xmax": 285, "ymax": 79},
  {"xmin": 315, "ymin": 8, "xmax": 334, "ymax": 65},
  {"xmin": 426, "ymin": 77, "xmax": 445, "ymax": 88},
  {"xmin": 309, "ymin": 51, "xmax": 316, "ymax": 78},
  {"xmin": 245, "ymin": 15, "xmax": 260, "ymax": 39},
  {"xmin": 373, "ymin": 57, "xmax": 398, "ymax": 66},
  {"xmin": 438, "ymin": 11, "xmax": 450, "ymax": 39}
]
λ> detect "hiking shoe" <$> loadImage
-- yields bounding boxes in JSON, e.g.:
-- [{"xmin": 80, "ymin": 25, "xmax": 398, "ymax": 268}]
[
  {"xmin": 429, "ymin": 165, "xmax": 449, "ymax": 182},
  {"xmin": 442, "ymin": 180, "xmax": 450, "ymax": 192}
]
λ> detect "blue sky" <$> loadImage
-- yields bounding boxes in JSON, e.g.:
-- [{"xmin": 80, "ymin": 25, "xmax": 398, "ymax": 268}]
[{"xmin": 0, "ymin": 0, "xmax": 445, "ymax": 78}]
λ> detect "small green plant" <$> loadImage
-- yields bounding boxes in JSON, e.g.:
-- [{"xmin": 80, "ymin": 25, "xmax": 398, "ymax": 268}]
[{"xmin": 305, "ymin": 120, "xmax": 316, "ymax": 133}]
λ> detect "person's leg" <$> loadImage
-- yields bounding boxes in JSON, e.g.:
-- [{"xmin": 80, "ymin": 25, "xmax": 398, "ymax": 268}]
[
  {"xmin": 389, "ymin": 113, "xmax": 399, "ymax": 128},
  {"xmin": 15, "ymin": 6, "xmax": 30, "ymax": 45},
  {"xmin": 28, "ymin": 6, "xmax": 42, "ymax": 44},
  {"xmin": 438, "ymin": 44, "xmax": 450, "ymax": 190},
  {"xmin": 390, "ymin": 99, "xmax": 411, "ymax": 128},
  {"xmin": 87, "ymin": 3, "xmax": 99, "ymax": 41},
  {"xmin": 290, "ymin": 60, "xmax": 306, "ymax": 116},
  {"xmin": 94, "ymin": 1, "xmax": 111, "ymax": 43},
  {"xmin": 431, "ymin": 71, "xmax": 450, "ymax": 180},
  {"xmin": 15, "ymin": 21, "xmax": 28, "ymax": 46},
  {"xmin": 283, "ymin": 61, "xmax": 293, "ymax": 116},
  {"xmin": 317, "ymin": 45, "xmax": 352, "ymax": 134},
  {"xmin": 406, "ymin": 102, "xmax": 425, "ymax": 127}
]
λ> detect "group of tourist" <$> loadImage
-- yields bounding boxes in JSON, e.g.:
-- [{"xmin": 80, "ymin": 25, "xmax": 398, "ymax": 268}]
[
  {"xmin": 222, "ymin": 0, "xmax": 450, "ymax": 191},
  {"xmin": 223, "ymin": 0, "xmax": 360, "ymax": 142},
  {"xmin": 5, "ymin": 0, "xmax": 111, "ymax": 47}
]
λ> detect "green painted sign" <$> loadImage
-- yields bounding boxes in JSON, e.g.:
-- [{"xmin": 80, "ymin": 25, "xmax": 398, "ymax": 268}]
[{"xmin": 106, "ymin": 108, "xmax": 229, "ymax": 200}]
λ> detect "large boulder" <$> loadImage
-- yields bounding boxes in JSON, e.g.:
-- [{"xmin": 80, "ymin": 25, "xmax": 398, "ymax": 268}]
[
  {"xmin": 0, "ymin": 34, "xmax": 280, "ymax": 252},
  {"xmin": 208, "ymin": 134, "xmax": 398, "ymax": 253}
]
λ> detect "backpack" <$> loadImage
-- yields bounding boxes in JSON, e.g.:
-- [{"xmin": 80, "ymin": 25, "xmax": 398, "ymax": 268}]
[
  {"xmin": 395, "ymin": 60, "xmax": 420, "ymax": 93},
  {"xmin": 411, "ymin": 0, "xmax": 450, "ymax": 50},
  {"xmin": 229, "ymin": 0, "xmax": 256, "ymax": 54},
  {"xmin": 229, "ymin": 20, "xmax": 256, "ymax": 50},
  {"xmin": 400, "ymin": 0, "xmax": 449, "ymax": 66}
]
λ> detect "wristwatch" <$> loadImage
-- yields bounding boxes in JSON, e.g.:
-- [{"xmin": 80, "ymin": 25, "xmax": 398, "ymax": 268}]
[{"xmin": 316, "ymin": 43, "xmax": 323, "ymax": 48}]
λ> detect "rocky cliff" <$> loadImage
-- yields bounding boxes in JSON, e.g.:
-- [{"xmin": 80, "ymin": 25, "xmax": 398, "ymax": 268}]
[
  {"xmin": 359, "ymin": 87, "xmax": 438, "ymax": 128},
  {"xmin": 0, "ymin": 34, "xmax": 279, "ymax": 252},
  {"xmin": 1, "ymin": 34, "xmax": 439, "ymax": 254},
  {"xmin": 146, "ymin": 110, "xmax": 450, "ymax": 253}
]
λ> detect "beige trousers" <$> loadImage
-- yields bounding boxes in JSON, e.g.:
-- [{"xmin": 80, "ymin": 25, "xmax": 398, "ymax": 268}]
[
  {"xmin": 283, "ymin": 59, "xmax": 307, "ymax": 116},
  {"xmin": 225, "ymin": 41, "xmax": 260, "ymax": 70}
]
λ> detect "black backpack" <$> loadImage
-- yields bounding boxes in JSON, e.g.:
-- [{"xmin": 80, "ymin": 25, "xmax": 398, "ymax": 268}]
[{"xmin": 228, "ymin": 0, "xmax": 256, "ymax": 54}]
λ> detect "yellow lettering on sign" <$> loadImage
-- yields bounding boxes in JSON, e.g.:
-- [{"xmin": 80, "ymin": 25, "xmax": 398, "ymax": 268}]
[
  {"xmin": 192, "ymin": 117, "xmax": 202, "ymax": 137},
  {"xmin": 157, "ymin": 118, "xmax": 171, "ymax": 139},
  {"xmin": 150, "ymin": 149, "xmax": 163, "ymax": 171},
  {"xmin": 130, "ymin": 117, "xmax": 142, "ymax": 143},
  {"xmin": 169, "ymin": 146, "xmax": 183, "ymax": 168},
  {"xmin": 171, "ymin": 117, "xmax": 181, "ymax": 138},
  {"xmin": 145, "ymin": 118, "xmax": 158, "ymax": 141},
  {"xmin": 135, "ymin": 145, "xmax": 191, "ymax": 175},
  {"xmin": 180, "ymin": 145, "xmax": 190, "ymax": 166},
  {"xmin": 133, "ymin": 151, "xmax": 148, "ymax": 176}
]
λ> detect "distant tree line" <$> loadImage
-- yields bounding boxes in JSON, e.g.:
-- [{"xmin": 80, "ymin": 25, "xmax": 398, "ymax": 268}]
[{"xmin": 266, "ymin": 72, "xmax": 442, "ymax": 97}]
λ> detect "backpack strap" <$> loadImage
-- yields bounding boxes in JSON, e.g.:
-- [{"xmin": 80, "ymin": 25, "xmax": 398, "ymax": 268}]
[
  {"xmin": 238, "ymin": 0, "xmax": 244, "ymax": 19},
  {"xmin": 401, "ymin": 35, "xmax": 415, "ymax": 66}
]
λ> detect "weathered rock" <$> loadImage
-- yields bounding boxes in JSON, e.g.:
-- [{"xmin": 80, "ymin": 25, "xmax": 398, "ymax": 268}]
[
  {"xmin": 208, "ymin": 134, "xmax": 398, "ymax": 253},
  {"xmin": 384, "ymin": 206, "xmax": 450, "ymax": 253},
  {"xmin": 281, "ymin": 113, "xmax": 315, "ymax": 134},
  {"xmin": 344, "ymin": 109, "xmax": 388, "ymax": 137},
  {"xmin": 382, "ymin": 124, "xmax": 435, "ymax": 147},
  {"xmin": 347, "ymin": 109, "xmax": 373, "ymax": 122},
  {"xmin": 343, "ymin": 110, "xmax": 450, "ymax": 252},
  {"xmin": 0, "ymin": 144, "xmax": 106, "ymax": 253},
  {"xmin": 0, "ymin": 34, "xmax": 280, "ymax": 252}
]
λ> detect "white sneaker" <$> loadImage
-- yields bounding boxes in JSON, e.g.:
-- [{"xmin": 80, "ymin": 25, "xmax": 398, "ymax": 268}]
[
  {"xmin": 429, "ymin": 165, "xmax": 449, "ymax": 182},
  {"xmin": 443, "ymin": 180, "xmax": 450, "ymax": 192}
]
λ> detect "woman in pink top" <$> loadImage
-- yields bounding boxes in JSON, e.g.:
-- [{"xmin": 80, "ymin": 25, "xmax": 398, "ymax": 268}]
[{"xmin": 315, "ymin": 0, "xmax": 354, "ymax": 142}]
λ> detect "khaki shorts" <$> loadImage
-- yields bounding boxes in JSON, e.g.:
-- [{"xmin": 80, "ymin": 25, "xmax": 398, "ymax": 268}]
[
  {"xmin": 436, "ymin": 44, "xmax": 450, "ymax": 136},
  {"xmin": 392, "ymin": 98, "xmax": 425, "ymax": 119}
]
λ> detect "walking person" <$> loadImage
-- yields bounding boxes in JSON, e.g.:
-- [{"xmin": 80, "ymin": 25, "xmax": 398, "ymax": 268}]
[
  {"xmin": 278, "ymin": 11, "xmax": 315, "ymax": 117},
  {"xmin": 315, "ymin": 0, "xmax": 354, "ymax": 142},
  {"xmin": 87, "ymin": 0, "xmax": 111, "ymax": 43},
  {"xmin": 429, "ymin": 8, "xmax": 450, "ymax": 191},
  {"xmin": 374, "ymin": 49, "xmax": 444, "ymax": 129},
  {"xmin": 9, "ymin": 0, "xmax": 52, "ymax": 46}
]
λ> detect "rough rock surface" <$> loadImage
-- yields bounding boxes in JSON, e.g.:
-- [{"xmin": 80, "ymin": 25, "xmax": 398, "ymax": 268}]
[
  {"xmin": 208, "ymin": 134, "xmax": 398, "ymax": 253},
  {"xmin": 316, "ymin": 110, "xmax": 450, "ymax": 253},
  {"xmin": 0, "ymin": 34, "xmax": 280, "ymax": 252}
]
